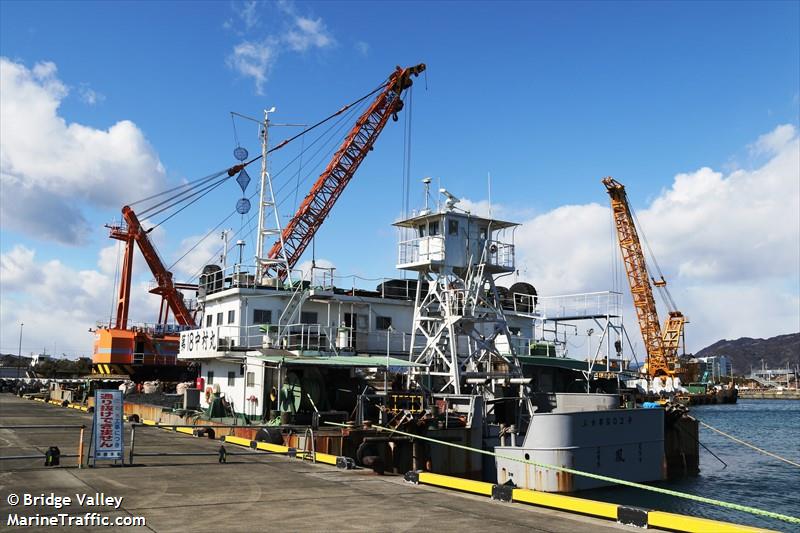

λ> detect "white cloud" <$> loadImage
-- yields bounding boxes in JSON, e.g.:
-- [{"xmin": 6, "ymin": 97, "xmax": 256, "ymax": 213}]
[
  {"xmin": 78, "ymin": 85, "xmax": 105, "ymax": 105},
  {"xmin": 226, "ymin": 39, "xmax": 278, "ymax": 95},
  {"xmin": 0, "ymin": 245, "xmax": 161, "ymax": 356},
  {"xmin": 640, "ymin": 126, "xmax": 799, "ymax": 284},
  {"xmin": 515, "ymin": 203, "xmax": 612, "ymax": 294},
  {"xmin": 0, "ymin": 58, "xmax": 165, "ymax": 244},
  {"xmin": 506, "ymin": 124, "xmax": 800, "ymax": 350},
  {"xmin": 171, "ymin": 231, "xmax": 227, "ymax": 280},
  {"xmin": 355, "ymin": 41, "xmax": 370, "ymax": 56},
  {"xmin": 456, "ymin": 197, "xmax": 531, "ymax": 222},
  {"xmin": 285, "ymin": 16, "xmax": 333, "ymax": 52},
  {"xmin": 226, "ymin": 1, "xmax": 335, "ymax": 94},
  {"xmin": 224, "ymin": 1, "xmax": 260, "ymax": 33},
  {"xmin": 240, "ymin": 1, "xmax": 259, "ymax": 30},
  {"xmin": 749, "ymin": 123, "xmax": 796, "ymax": 157}
]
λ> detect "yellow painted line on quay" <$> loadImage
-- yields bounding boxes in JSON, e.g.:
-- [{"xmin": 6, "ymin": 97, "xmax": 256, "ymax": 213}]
[
  {"xmin": 410, "ymin": 471, "xmax": 775, "ymax": 533},
  {"xmin": 225, "ymin": 435, "xmax": 340, "ymax": 466},
  {"xmin": 255, "ymin": 441, "xmax": 289, "ymax": 453},
  {"xmin": 296, "ymin": 450, "xmax": 339, "ymax": 465},
  {"xmin": 511, "ymin": 487, "xmax": 618, "ymax": 520},
  {"xmin": 648, "ymin": 511, "xmax": 768, "ymax": 533},
  {"xmin": 224, "ymin": 435, "xmax": 252, "ymax": 447},
  {"xmin": 417, "ymin": 471, "xmax": 494, "ymax": 496}
]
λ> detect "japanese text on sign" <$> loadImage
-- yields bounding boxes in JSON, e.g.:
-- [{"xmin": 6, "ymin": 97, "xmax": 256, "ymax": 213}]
[
  {"xmin": 93, "ymin": 389, "xmax": 123, "ymax": 460},
  {"xmin": 179, "ymin": 327, "xmax": 217, "ymax": 353}
]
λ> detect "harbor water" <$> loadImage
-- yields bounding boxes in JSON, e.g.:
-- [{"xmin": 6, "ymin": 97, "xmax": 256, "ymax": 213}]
[{"xmin": 583, "ymin": 399, "xmax": 800, "ymax": 531}]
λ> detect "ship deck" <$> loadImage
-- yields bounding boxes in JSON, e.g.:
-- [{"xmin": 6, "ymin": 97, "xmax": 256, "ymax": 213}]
[{"xmin": 0, "ymin": 394, "xmax": 651, "ymax": 532}]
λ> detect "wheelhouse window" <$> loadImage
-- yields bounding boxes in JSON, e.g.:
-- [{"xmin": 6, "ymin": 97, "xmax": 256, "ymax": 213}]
[
  {"xmin": 448, "ymin": 219, "xmax": 459, "ymax": 236},
  {"xmin": 253, "ymin": 309, "xmax": 272, "ymax": 324},
  {"xmin": 207, "ymin": 371, "xmax": 214, "ymax": 384},
  {"xmin": 216, "ymin": 312, "xmax": 223, "ymax": 325},
  {"xmin": 227, "ymin": 310, "xmax": 235, "ymax": 324},
  {"xmin": 428, "ymin": 220, "xmax": 440, "ymax": 236},
  {"xmin": 246, "ymin": 372, "xmax": 255, "ymax": 387},
  {"xmin": 300, "ymin": 311, "xmax": 318, "ymax": 324},
  {"xmin": 376, "ymin": 316, "xmax": 392, "ymax": 330},
  {"xmin": 206, "ymin": 315, "xmax": 213, "ymax": 327},
  {"xmin": 227, "ymin": 371, "xmax": 235, "ymax": 386}
]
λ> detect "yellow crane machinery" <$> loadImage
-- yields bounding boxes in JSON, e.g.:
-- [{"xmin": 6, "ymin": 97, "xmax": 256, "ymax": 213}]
[{"xmin": 602, "ymin": 177, "xmax": 686, "ymax": 378}]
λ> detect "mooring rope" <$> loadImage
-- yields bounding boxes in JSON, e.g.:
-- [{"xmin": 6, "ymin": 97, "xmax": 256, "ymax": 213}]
[
  {"xmin": 696, "ymin": 418, "xmax": 800, "ymax": 469},
  {"xmin": 325, "ymin": 421, "xmax": 800, "ymax": 525}
]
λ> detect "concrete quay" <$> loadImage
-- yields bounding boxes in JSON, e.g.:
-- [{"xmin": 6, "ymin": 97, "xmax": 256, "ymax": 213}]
[{"xmin": 1, "ymin": 394, "xmax": 648, "ymax": 532}]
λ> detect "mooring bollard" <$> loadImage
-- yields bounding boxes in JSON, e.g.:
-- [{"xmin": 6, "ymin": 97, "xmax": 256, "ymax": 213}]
[
  {"xmin": 44, "ymin": 446, "xmax": 60, "ymax": 466},
  {"xmin": 218, "ymin": 445, "xmax": 227, "ymax": 464}
]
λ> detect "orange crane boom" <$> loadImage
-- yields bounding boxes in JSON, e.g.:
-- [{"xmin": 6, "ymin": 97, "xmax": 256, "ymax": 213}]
[
  {"xmin": 265, "ymin": 63, "xmax": 426, "ymax": 279},
  {"xmin": 602, "ymin": 177, "xmax": 684, "ymax": 377}
]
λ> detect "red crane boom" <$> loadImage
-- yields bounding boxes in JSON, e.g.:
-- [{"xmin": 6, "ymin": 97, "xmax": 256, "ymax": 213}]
[
  {"xmin": 265, "ymin": 63, "xmax": 426, "ymax": 279},
  {"xmin": 110, "ymin": 206, "xmax": 196, "ymax": 328}
]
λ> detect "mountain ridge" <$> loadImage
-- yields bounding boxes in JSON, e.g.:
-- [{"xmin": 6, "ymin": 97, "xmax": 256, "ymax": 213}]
[{"xmin": 694, "ymin": 332, "xmax": 799, "ymax": 374}]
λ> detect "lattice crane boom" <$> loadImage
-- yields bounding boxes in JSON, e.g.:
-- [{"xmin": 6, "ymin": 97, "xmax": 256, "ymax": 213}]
[
  {"xmin": 265, "ymin": 63, "xmax": 426, "ymax": 279},
  {"xmin": 603, "ymin": 177, "xmax": 684, "ymax": 377}
]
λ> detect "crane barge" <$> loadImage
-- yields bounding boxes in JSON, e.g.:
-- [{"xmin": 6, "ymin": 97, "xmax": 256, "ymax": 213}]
[
  {"xmin": 83, "ymin": 65, "xmax": 697, "ymax": 488},
  {"xmin": 91, "ymin": 63, "xmax": 425, "ymax": 382}
]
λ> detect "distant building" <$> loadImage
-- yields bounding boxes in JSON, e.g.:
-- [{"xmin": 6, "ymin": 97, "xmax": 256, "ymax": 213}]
[
  {"xmin": 30, "ymin": 353, "xmax": 53, "ymax": 367},
  {"xmin": 697, "ymin": 355, "xmax": 732, "ymax": 381},
  {"xmin": 751, "ymin": 367, "xmax": 794, "ymax": 383}
]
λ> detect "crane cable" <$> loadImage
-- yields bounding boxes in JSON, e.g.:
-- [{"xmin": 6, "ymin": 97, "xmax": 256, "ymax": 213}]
[
  {"xmin": 226, "ymin": 80, "xmax": 388, "ymax": 177},
  {"xmin": 127, "ymin": 79, "xmax": 388, "ymax": 227},
  {"xmin": 628, "ymin": 199, "xmax": 679, "ymax": 312},
  {"xmin": 166, "ymin": 209, "xmax": 238, "ymax": 272},
  {"xmin": 147, "ymin": 174, "xmax": 233, "ymax": 231},
  {"xmin": 138, "ymin": 171, "xmax": 229, "ymax": 220},
  {"xmin": 129, "ymin": 168, "xmax": 230, "ymax": 211},
  {"xmin": 152, "ymin": 94, "xmax": 368, "ymax": 235},
  {"xmin": 178, "ymin": 95, "xmax": 371, "ymax": 279},
  {"xmin": 108, "ymin": 239, "xmax": 122, "ymax": 326}
]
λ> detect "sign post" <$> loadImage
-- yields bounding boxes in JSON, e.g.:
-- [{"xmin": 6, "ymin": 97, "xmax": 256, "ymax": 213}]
[{"xmin": 91, "ymin": 389, "xmax": 124, "ymax": 466}]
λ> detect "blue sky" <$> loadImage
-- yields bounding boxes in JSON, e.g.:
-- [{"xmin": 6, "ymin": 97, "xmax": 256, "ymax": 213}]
[{"xmin": 1, "ymin": 1, "xmax": 798, "ymax": 358}]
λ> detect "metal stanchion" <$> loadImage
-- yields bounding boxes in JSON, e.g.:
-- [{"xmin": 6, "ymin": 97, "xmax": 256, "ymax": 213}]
[
  {"xmin": 129, "ymin": 425, "xmax": 136, "ymax": 465},
  {"xmin": 78, "ymin": 427, "xmax": 85, "ymax": 469}
]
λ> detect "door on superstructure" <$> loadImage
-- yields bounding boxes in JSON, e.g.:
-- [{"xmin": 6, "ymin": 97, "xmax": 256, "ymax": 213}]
[
  {"xmin": 343, "ymin": 313, "xmax": 368, "ymax": 351},
  {"xmin": 344, "ymin": 313, "xmax": 357, "ymax": 351}
]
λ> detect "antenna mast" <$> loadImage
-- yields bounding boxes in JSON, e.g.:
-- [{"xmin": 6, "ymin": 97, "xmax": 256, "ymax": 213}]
[{"xmin": 255, "ymin": 107, "xmax": 291, "ymax": 284}]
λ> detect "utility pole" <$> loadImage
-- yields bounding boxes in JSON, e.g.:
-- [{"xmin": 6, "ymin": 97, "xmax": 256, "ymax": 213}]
[{"xmin": 17, "ymin": 322, "xmax": 24, "ymax": 379}]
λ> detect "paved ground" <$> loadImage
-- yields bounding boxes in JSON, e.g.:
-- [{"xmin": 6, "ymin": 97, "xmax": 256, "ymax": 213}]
[{"xmin": 1, "ymin": 394, "xmax": 646, "ymax": 533}]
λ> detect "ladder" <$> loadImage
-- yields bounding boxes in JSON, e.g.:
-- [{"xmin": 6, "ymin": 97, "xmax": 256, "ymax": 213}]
[{"xmin": 276, "ymin": 282, "xmax": 310, "ymax": 348}]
